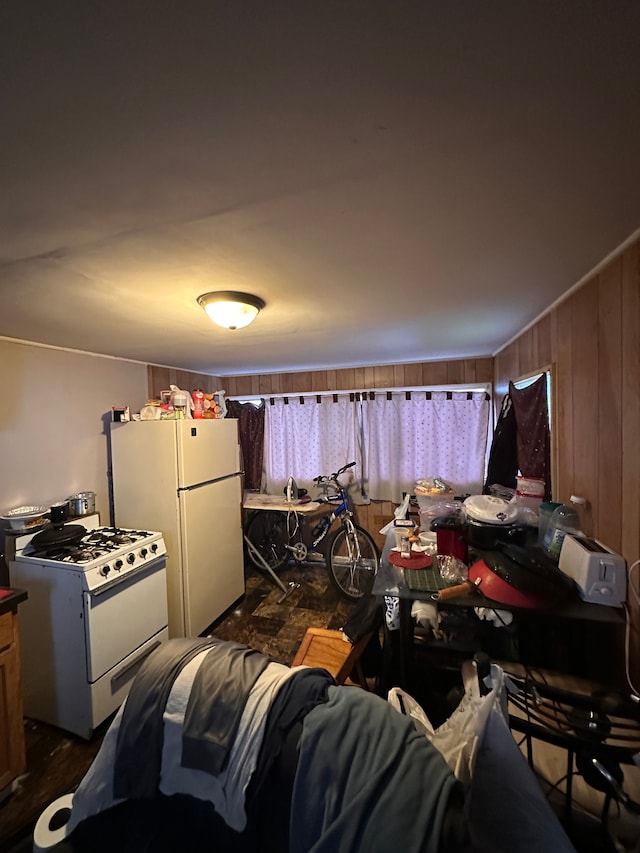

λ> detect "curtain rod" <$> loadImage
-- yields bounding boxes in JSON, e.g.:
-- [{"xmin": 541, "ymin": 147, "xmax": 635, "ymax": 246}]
[{"xmin": 227, "ymin": 383, "xmax": 491, "ymax": 402}]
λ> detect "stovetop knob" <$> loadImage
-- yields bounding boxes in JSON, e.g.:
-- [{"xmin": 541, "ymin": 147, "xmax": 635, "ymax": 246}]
[
  {"xmin": 140, "ymin": 548, "xmax": 148, "ymax": 558},
  {"xmin": 114, "ymin": 560, "xmax": 123, "ymax": 571},
  {"xmin": 127, "ymin": 553, "xmax": 136, "ymax": 564},
  {"xmin": 99, "ymin": 565, "xmax": 110, "ymax": 577}
]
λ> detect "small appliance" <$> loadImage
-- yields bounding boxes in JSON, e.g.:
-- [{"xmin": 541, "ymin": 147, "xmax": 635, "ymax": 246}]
[
  {"xmin": 286, "ymin": 477, "xmax": 299, "ymax": 502},
  {"xmin": 558, "ymin": 534, "xmax": 627, "ymax": 606},
  {"xmin": 430, "ymin": 515, "xmax": 468, "ymax": 564}
]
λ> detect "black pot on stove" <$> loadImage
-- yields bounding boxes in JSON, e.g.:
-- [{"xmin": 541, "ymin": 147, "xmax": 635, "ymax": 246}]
[{"xmin": 49, "ymin": 501, "xmax": 69, "ymax": 525}]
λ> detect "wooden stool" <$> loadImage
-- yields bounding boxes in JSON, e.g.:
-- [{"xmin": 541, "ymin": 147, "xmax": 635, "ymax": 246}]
[{"xmin": 292, "ymin": 627, "xmax": 372, "ymax": 689}]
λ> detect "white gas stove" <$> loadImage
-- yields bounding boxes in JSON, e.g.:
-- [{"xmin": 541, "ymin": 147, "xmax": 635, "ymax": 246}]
[
  {"xmin": 10, "ymin": 515, "xmax": 169, "ymax": 739},
  {"xmin": 16, "ymin": 521, "xmax": 167, "ymax": 592}
]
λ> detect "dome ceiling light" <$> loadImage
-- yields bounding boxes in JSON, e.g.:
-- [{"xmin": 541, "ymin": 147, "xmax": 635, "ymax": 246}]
[{"xmin": 197, "ymin": 291, "xmax": 265, "ymax": 330}]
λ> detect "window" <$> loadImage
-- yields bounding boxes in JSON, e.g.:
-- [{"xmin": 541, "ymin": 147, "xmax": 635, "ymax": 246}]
[{"xmin": 262, "ymin": 389, "xmax": 490, "ymax": 503}]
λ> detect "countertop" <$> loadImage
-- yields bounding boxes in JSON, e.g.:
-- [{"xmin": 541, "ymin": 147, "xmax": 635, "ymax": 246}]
[{"xmin": 0, "ymin": 587, "xmax": 28, "ymax": 617}]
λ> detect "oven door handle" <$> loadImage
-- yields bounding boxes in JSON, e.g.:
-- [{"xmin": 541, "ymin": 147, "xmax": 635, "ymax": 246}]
[
  {"xmin": 111, "ymin": 639, "xmax": 163, "ymax": 693},
  {"xmin": 87, "ymin": 556, "xmax": 167, "ymax": 598}
]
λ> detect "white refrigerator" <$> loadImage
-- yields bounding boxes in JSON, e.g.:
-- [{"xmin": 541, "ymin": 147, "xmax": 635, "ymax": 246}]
[{"xmin": 109, "ymin": 418, "xmax": 245, "ymax": 638}]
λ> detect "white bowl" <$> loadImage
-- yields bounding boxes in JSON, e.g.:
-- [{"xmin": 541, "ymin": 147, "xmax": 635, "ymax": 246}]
[{"xmin": 1, "ymin": 505, "xmax": 47, "ymax": 529}]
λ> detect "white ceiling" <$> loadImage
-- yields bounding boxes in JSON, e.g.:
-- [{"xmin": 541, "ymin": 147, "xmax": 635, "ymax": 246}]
[{"xmin": 1, "ymin": 1, "xmax": 639, "ymax": 376}]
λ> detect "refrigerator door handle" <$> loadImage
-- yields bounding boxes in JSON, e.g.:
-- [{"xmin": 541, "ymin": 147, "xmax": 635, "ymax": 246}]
[{"xmin": 177, "ymin": 471, "xmax": 243, "ymax": 493}]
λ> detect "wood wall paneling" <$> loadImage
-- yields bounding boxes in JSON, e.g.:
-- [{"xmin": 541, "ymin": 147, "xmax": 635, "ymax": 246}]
[
  {"xmin": 221, "ymin": 357, "xmax": 494, "ymax": 402},
  {"xmin": 597, "ymin": 259, "xmax": 623, "ymax": 552},
  {"xmin": 493, "ymin": 236, "xmax": 640, "ymax": 685},
  {"xmin": 554, "ymin": 297, "xmax": 575, "ymax": 504},
  {"xmin": 374, "ymin": 364, "xmax": 395, "ymax": 389},
  {"xmin": 620, "ymin": 241, "xmax": 640, "ymax": 683},
  {"xmin": 536, "ymin": 312, "xmax": 553, "ymax": 367},
  {"xmin": 571, "ymin": 277, "xmax": 600, "ymax": 533},
  {"xmin": 147, "ymin": 365, "xmax": 223, "ymax": 401},
  {"xmin": 311, "ymin": 370, "xmax": 328, "ymax": 392},
  {"xmin": 393, "ymin": 364, "xmax": 406, "ymax": 387},
  {"xmin": 445, "ymin": 360, "xmax": 464, "ymax": 385},
  {"xmin": 621, "ymin": 242, "xmax": 640, "ymax": 563},
  {"xmin": 402, "ymin": 362, "xmax": 424, "ymax": 387}
]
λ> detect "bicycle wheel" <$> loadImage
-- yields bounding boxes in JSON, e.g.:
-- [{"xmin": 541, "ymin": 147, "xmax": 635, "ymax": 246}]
[
  {"xmin": 245, "ymin": 511, "xmax": 290, "ymax": 572},
  {"xmin": 327, "ymin": 521, "xmax": 379, "ymax": 601}
]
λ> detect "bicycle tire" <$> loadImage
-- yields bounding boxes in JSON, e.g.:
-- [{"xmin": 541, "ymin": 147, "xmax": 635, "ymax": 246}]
[
  {"xmin": 327, "ymin": 522, "xmax": 379, "ymax": 601},
  {"xmin": 245, "ymin": 511, "xmax": 290, "ymax": 572}
]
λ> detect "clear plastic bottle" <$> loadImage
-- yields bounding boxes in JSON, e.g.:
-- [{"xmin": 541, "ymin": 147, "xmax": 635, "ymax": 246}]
[{"xmin": 543, "ymin": 503, "xmax": 581, "ymax": 560}]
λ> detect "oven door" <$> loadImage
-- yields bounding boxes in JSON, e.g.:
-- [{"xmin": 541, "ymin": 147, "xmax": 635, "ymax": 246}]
[{"xmin": 83, "ymin": 557, "xmax": 168, "ymax": 683}]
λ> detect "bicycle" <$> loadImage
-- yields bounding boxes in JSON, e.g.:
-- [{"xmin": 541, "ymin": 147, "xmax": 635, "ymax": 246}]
[{"xmin": 244, "ymin": 462, "xmax": 379, "ymax": 601}]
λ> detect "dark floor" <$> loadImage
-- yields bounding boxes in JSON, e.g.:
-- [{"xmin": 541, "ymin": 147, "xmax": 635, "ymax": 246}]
[{"xmin": 0, "ymin": 559, "xmax": 624, "ymax": 852}]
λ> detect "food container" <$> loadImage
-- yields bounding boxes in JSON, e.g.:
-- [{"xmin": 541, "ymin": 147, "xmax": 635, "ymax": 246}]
[
  {"xmin": 515, "ymin": 476, "xmax": 545, "ymax": 513},
  {"xmin": 67, "ymin": 492, "xmax": 96, "ymax": 517},
  {"xmin": 192, "ymin": 389, "xmax": 204, "ymax": 419},
  {"xmin": 414, "ymin": 478, "xmax": 455, "ymax": 513},
  {"xmin": 1, "ymin": 505, "xmax": 47, "ymax": 530}
]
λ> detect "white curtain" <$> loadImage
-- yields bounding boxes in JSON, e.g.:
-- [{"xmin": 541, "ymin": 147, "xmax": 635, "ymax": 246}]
[
  {"xmin": 263, "ymin": 397, "xmax": 359, "ymax": 496},
  {"xmin": 362, "ymin": 391, "xmax": 490, "ymax": 502},
  {"xmin": 263, "ymin": 391, "xmax": 490, "ymax": 504}
]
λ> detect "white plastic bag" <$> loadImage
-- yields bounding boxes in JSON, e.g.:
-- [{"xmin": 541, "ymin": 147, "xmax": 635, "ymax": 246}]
[
  {"xmin": 169, "ymin": 384, "xmax": 194, "ymax": 418},
  {"xmin": 388, "ymin": 660, "xmax": 508, "ymax": 786},
  {"xmin": 379, "ymin": 493, "xmax": 411, "ymax": 535}
]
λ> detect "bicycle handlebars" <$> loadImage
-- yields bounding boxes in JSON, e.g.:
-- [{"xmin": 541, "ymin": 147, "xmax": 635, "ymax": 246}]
[{"xmin": 313, "ymin": 461, "xmax": 356, "ymax": 485}]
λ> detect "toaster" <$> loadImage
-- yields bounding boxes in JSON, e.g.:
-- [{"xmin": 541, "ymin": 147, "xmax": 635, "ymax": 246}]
[{"xmin": 558, "ymin": 534, "xmax": 627, "ymax": 606}]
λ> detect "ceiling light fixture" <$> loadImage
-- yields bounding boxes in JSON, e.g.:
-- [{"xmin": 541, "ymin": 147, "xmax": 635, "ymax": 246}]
[{"xmin": 197, "ymin": 291, "xmax": 265, "ymax": 330}]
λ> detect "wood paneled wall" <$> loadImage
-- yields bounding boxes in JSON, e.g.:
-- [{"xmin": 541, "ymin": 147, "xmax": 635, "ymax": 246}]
[
  {"xmin": 223, "ymin": 357, "xmax": 493, "ymax": 398},
  {"xmin": 494, "ymin": 238, "xmax": 640, "ymax": 565},
  {"xmin": 148, "ymin": 358, "xmax": 493, "ymax": 406},
  {"xmin": 147, "ymin": 365, "xmax": 223, "ymax": 401},
  {"xmin": 495, "ymin": 237, "xmax": 640, "ymax": 678}
]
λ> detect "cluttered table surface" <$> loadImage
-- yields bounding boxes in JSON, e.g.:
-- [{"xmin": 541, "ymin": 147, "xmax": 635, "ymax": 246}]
[
  {"xmin": 372, "ymin": 546, "xmax": 625, "ymax": 624},
  {"xmin": 373, "ymin": 527, "xmax": 626, "ymax": 691}
]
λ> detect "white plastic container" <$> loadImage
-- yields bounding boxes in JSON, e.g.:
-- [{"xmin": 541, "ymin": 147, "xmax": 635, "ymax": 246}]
[{"xmin": 515, "ymin": 476, "xmax": 545, "ymax": 513}]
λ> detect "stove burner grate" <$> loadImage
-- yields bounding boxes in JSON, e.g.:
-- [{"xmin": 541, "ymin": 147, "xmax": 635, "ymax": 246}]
[
  {"xmin": 63, "ymin": 548, "xmax": 105, "ymax": 564},
  {"xmin": 20, "ymin": 526, "xmax": 162, "ymax": 567},
  {"xmin": 109, "ymin": 534, "xmax": 134, "ymax": 545}
]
